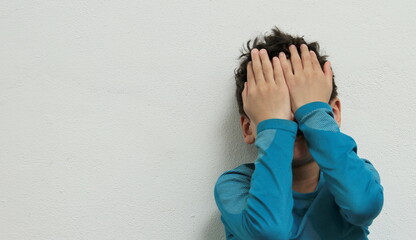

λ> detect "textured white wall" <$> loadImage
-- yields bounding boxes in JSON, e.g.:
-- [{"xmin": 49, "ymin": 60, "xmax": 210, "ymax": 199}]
[{"xmin": 0, "ymin": 0, "xmax": 415, "ymax": 239}]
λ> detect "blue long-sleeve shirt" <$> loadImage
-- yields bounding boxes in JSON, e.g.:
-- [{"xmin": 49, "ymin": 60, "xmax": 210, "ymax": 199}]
[{"xmin": 213, "ymin": 101, "xmax": 384, "ymax": 240}]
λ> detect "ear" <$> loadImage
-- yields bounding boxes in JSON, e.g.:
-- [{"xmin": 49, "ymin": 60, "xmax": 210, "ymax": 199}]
[
  {"xmin": 329, "ymin": 97, "xmax": 342, "ymax": 128},
  {"xmin": 240, "ymin": 115, "xmax": 256, "ymax": 144}
]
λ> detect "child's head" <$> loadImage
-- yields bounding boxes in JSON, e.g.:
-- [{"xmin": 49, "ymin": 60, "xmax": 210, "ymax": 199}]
[
  {"xmin": 235, "ymin": 26, "xmax": 342, "ymax": 165},
  {"xmin": 234, "ymin": 26, "xmax": 339, "ymax": 121}
]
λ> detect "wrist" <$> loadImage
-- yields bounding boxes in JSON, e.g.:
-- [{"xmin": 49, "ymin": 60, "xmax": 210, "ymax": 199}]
[{"xmin": 256, "ymin": 118, "xmax": 298, "ymax": 135}]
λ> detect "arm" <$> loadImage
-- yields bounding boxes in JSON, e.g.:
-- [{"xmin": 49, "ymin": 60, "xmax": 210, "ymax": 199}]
[
  {"xmin": 294, "ymin": 101, "xmax": 384, "ymax": 227},
  {"xmin": 214, "ymin": 118, "xmax": 297, "ymax": 240}
]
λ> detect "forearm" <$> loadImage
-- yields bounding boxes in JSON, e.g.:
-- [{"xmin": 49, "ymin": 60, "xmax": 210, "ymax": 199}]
[
  {"xmin": 214, "ymin": 118, "xmax": 298, "ymax": 239},
  {"xmin": 294, "ymin": 101, "xmax": 384, "ymax": 227},
  {"xmin": 248, "ymin": 119, "xmax": 296, "ymax": 236}
]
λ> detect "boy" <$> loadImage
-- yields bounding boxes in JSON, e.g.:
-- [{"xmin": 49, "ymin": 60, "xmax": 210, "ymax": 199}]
[{"xmin": 213, "ymin": 27, "xmax": 384, "ymax": 240}]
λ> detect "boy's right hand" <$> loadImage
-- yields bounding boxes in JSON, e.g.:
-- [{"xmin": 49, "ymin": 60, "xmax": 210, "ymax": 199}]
[{"xmin": 242, "ymin": 48, "xmax": 292, "ymax": 127}]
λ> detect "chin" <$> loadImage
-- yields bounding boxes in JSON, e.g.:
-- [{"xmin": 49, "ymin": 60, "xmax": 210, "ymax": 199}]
[
  {"xmin": 293, "ymin": 139, "xmax": 313, "ymax": 165},
  {"xmin": 292, "ymin": 151, "xmax": 314, "ymax": 167}
]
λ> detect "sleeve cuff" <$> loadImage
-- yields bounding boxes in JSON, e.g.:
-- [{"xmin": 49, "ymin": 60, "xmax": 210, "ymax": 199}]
[
  {"xmin": 256, "ymin": 118, "xmax": 298, "ymax": 135},
  {"xmin": 294, "ymin": 101, "xmax": 333, "ymax": 122}
]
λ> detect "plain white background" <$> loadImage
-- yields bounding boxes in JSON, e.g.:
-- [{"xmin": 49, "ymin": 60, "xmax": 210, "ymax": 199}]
[{"xmin": 1, "ymin": 0, "xmax": 415, "ymax": 239}]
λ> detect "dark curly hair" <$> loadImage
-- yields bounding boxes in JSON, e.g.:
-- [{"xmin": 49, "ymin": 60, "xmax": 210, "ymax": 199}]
[{"xmin": 234, "ymin": 26, "xmax": 338, "ymax": 119}]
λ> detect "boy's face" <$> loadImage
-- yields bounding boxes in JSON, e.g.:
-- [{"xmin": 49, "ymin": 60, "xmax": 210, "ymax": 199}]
[{"xmin": 240, "ymin": 98, "xmax": 341, "ymax": 166}]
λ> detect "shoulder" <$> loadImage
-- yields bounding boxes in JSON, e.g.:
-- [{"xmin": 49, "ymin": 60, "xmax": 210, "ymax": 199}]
[
  {"xmin": 215, "ymin": 163, "xmax": 254, "ymax": 186},
  {"xmin": 214, "ymin": 163, "xmax": 255, "ymax": 213},
  {"xmin": 214, "ymin": 163, "xmax": 255, "ymax": 197}
]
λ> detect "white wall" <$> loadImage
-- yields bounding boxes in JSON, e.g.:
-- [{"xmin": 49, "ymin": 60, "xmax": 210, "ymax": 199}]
[{"xmin": 1, "ymin": 0, "xmax": 415, "ymax": 239}]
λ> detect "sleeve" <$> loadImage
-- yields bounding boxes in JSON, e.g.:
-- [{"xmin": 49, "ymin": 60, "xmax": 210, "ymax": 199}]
[
  {"xmin": 214, "ymin": 118, "xmax": 298, "ymax": 240},
  {"xmin": 294, "ymin": 101, "xmax": 384, "ymax": 227}
]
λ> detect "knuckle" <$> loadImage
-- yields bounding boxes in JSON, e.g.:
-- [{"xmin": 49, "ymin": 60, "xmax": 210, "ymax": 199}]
[
  {"xmin": 282, "ymin": 64, "xmax": 289, "ymax": 72},
  {"xmin": 263, "ymin": 68, "xmax": 272, "ymax": 76},
  {"xmin": 254, "ymin": 67, "xmax": 262, "ymax": 75},
  {"xmin": 270, "ymin": 84, "xmax": 279, "ymax": 92},
  {"xmin": 257, "ymin": 85, "xmax": 266, "ymax": 92},
  {"xmin": 313, "ymin": 72, "xmax": 320, "ymax": 78},
  {"xmin": 298, "ymin": 72, "xmax": 306, "ymax": 79}
]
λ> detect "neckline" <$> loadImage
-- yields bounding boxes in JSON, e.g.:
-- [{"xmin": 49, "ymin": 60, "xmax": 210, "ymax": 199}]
[{"xmin": 292, "ymin": 170, "xmax": 324, "ymax": 199}]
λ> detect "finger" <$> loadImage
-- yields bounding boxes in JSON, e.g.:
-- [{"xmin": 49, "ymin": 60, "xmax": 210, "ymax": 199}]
[
  {"xmin": 323, "ymin": 61, "xmax": 333, "ymax": 83},
  {"xmin": 272, "ymin": 56, "xmax": 285, "ymax": 85},
  {"xmin": 259, "ymin": 49, "xmax": 274, "ymax": 83},
  {"xmin": 289, "ymin": 44, "xmax": 303, "ymax": 74},
  {"xmin": 251, "ymin": 48, "xmax": 265, "ymax": 83},
  {"xmin": 300, "ymin": 44, "xmax": 312, "ymax": 70},
  {"xmin": 247, "ymin": 60, "xmax": 255, "ymax": 88},
  {"xmin": 242, "ymin": 82, "xmax": 247, "ymax": 104},
  {"xmin": 279, "ymin": 51, "xmax": 294, "ymax": 80},
  {"xmin": 309, "ymin": 50, "xmax": 320, "ymax": 71},
  {"xmin": 288, "ymin": 59, "xmax": 294, "ymax": 74}
]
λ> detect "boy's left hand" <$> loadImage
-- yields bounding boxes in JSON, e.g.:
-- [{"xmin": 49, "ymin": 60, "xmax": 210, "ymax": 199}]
[{"xmin": 278, "ymin": 44, "xmax": 333, "ymax": 113}]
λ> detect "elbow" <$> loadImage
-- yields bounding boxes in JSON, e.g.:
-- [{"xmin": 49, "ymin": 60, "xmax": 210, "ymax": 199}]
[{"xmin": 343, "ymin": 190, "xmax": 384, "ymax": 227}]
